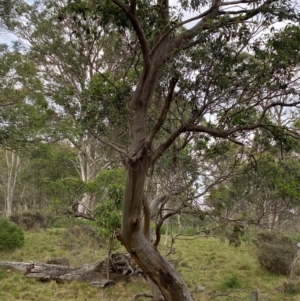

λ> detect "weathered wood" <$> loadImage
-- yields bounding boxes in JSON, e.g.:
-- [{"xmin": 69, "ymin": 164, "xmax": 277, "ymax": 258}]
[
  {"xmin": 0, "ymin": 253, "xmax": 142, "ymax": 287},
  {"xmin": 0, "ymin": 261, "xmax": 29, "ymax": 271}
]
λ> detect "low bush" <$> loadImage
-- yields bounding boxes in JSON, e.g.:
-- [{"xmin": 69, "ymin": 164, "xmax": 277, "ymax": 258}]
[
  {"xmin": 0, "ymin": 219, "xmax": 25, "ymax": 251},
  {"xmin": 226, "ymin": 224, "xmax": 245, "ymax": 247},
  {"xmin": 9, "ymin": 211, "xmax": 54, "ymax": 230},
  {"xmin": 255, "ymin": 231, "xmax": 297, "ymax": 275},
  {"xmin": 219, "ymin": 274, "xmax": 242, "ymax": 290}
]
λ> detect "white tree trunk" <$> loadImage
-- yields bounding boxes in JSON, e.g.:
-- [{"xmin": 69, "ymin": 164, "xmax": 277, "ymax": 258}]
[
  {"xmin": 76, "ymin": 133, "xmax": 96, "ymax": 214},
  {"xmin": 5, "ymin": 150, "xmax": 21, "ymax": 217}
]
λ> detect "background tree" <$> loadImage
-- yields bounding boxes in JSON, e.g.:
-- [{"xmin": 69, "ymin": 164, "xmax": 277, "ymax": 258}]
[
  {"xmin": 0, "ymin": 40, "xmax": 56, "ymax": 217},
  {"xmin": 8, "ymin": 0, "xmax": 131, "ymax": 216}
]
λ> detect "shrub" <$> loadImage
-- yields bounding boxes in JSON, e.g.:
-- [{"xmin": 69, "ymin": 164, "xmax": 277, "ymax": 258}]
[
  {"xmin": 219, "ymin": 274, "xmax": 242, "ymax": 290},
  {"xmin": 9, "ymin": 211, "xmax": 54, "ymax": 230},
  {"xmin": 255, "ymin": 231, "xmax": 297, "ymax": 275},
  {"xmin": 226, "ymin": 224, "xmax": 245, "ymax": 247},
  {"xmin": 0, "ymin": 219, "xmax": 25, "ymax": 251}
]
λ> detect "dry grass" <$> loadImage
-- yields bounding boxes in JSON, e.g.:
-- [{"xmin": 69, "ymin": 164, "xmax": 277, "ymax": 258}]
[{"xmin": 1, "ymin": 227, "xmax": 300, "ymax": 301}]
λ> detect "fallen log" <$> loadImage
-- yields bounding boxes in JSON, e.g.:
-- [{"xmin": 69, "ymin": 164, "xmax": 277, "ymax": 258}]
[{"xmin": 0, "ymin": 253, "xmax": 143, "ymax": 287}]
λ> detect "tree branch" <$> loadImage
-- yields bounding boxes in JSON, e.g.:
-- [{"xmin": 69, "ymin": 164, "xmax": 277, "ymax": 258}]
[
  {"xmin": 154, "ymin": 204, "xmax": 185, "ymax": 247},
  {"xmin": 152, "ymin": 98, "xmax": 300, "ymax": 164},
  {"xmin": 99, "ymin": 137, "xmax": 129, "ymax": 158},
  {"xmin": 149, "ymin": 190, "xmax": 183, "ymax": 218},
  {"xmin": 147, "ymin": 77, "xmax": 178, "ymax": 146},
  {"xmin": 111, "ymin": 0, "xmax": 151, "ymax": 73},
  {"xmin": 173, "ymin": 0, "xmax": 276, "ymax": 48}
]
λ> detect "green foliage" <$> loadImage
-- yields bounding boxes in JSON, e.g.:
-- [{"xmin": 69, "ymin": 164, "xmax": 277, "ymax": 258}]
[
  {"xmin": 9, "ymin": 211, "xmax": 54, "ymax": 230},
  {"xmin": 218, "ymin": 274, "xmax": 242, "ymax": 290},
  {"xmin": 226, "ymin": 224, "xmax": 245, "ymax": 248},
  {"xmin": 86, "ymin": 168, "xmax": 126, "ymax": 197},
  {"xmin": 268, "ymin": 25, "xmax": 300, "ymax": 68},
  {"xmin": 0, "ymin": 219, "xmax": 24, "ymax": 251},
  {"xmin": 4, "ymin": 0, "xmax": 300, "ymax": 297},
  {"xmin": 0, "ymin": 49, "xmax": 55, "ymax": 150},
  {"xmin": 255, "ymin": 231, "xmax": 297, "ymax": 275},
  {"xmin": 81, "ymin": 73, "xmax": 129, "ymax": 135},
  {"xmin": 95, "ymin": 200, "xmax": 121, "ymax": 236},
  {"xmin": 94, "ymin": 182, "xmax": 123, "ymax": 252},
  {"xmin": 94, "ymin": 183, "xmax": 122, "ymax": 235}
]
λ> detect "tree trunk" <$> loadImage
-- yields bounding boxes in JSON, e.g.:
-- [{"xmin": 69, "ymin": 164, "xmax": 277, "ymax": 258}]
[
  {"xmin": 121, "ymin": 156, "xmax": 193, "ymax": 301},
  {"xmin": 119, "ymin": 38, "xmax": 193, "ymax": 299},
  {"xmin": 5, "ymin": 150, "xmax": 21, "ymax": 217},
  {"xmin": 76, "ymin": 133, "xmax": 96, "ymax": 215},
  {"xmin": 268, "ymin": 200, "xmax": 279, "ymax": 230}
]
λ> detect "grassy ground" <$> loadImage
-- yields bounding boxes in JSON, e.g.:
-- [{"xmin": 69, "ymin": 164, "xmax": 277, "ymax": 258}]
[{"xmin": 0, "ymin": 227, "xmax": 299, "ymax": 301}]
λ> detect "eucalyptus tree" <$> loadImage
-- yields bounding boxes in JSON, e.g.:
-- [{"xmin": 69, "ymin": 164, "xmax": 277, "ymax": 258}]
[
  {"xmin": 58, "ymin": 0, "xmax": 299, "ymax": 300},
  {"xmin": 10, "ymin": 0, "xmax": 300, "ymax": 300},
  {"xmin": 9, "ymin": 0, "xmax": 133, "ymax": 216},
  {"xmin": 0, "ymin": 44, "xmax": 55, "ymax": 216},
  {"xmin": 60, "ymin": 1, "xmax": 300, "ymax": 300}
]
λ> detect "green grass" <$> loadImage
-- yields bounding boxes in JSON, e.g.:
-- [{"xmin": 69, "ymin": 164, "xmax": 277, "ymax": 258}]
[{"xmin": 1, "ymin": 229, "xmax": 300, "ymax": 301}]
